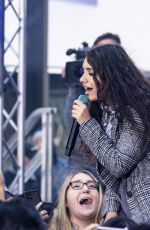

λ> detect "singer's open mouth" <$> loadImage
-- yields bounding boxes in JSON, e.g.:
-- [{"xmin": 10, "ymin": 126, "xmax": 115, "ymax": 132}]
[
  {"xmin": 84, "ymin": 87, "xmax": 93, "ymax": 95},
  {"xmin": 84, "ymin": 86, "xmax": 93, "ymax": 91}
]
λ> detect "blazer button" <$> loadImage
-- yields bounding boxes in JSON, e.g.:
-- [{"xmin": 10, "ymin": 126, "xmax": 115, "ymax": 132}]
[{"xmin": 127, "ymin": 191, "xmax": 132, "ymax": 197}]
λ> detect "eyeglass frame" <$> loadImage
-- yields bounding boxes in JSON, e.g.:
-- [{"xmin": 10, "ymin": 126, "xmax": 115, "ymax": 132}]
[{"xmin": 69, "ymin": 181, "xmax": 99, "ymax": 191}]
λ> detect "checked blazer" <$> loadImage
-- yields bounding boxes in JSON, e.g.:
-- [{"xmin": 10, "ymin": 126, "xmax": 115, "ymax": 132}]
[{"xmin": 79, "ymin": 107, "xmax": 150, "ymax": 224}]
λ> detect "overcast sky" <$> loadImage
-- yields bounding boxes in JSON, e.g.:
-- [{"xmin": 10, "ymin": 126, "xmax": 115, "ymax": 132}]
[
  {"xmin": 4, "ymin": 0, "xmax": 150, "ymax": 73},
  {"xmin": 48, "ymin": 0, "xmax": 150, "ymax": 72}
]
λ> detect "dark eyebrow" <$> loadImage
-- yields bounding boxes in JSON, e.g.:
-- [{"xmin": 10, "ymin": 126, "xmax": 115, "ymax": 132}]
[{"xmin": 82, "ymin": 66, "xmax": 93, "ymax": 71}]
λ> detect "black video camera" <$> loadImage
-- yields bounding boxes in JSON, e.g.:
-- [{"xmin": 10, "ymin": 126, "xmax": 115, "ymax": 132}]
[{"xmin": 65, "ymin": 42, "xmax": 89, "ymax": 84}]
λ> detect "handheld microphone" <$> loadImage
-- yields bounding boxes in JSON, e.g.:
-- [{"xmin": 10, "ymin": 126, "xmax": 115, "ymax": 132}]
[{"xmin": 65, "ymin": 95, "xmax": 89, "ymax": 157}]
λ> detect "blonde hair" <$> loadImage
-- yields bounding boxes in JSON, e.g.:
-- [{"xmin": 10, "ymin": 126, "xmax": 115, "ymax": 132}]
[{"xmin": 49, "ymin": 169, "xmax": 104, "ymax": 230}]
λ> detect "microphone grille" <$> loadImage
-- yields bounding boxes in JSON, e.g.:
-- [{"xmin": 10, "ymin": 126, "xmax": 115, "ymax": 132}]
[{"xmin": 78, "ymin": 95, "xmax": 88, "ymax": 105}]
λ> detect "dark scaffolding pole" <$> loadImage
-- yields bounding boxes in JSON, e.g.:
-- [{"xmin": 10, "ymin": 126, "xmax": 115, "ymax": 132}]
[{"xmin": 0, "ymin": 0, "xmax": 4, "ymax": 173}]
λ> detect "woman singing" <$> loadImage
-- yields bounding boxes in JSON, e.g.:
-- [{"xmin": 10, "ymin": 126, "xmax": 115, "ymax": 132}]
[{"xmin": 72, "ymin": 44, "xmax": 150, "ymax": 224}]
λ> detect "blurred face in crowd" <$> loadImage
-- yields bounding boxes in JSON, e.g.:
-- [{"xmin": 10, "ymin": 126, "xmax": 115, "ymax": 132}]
[
  {"xmin": 66, "ymin": 172, "xmax": 100, "ymax": 223},
  {"xmin": 96, "ymin": 38, "xmax": 119, "ymax": 46}
]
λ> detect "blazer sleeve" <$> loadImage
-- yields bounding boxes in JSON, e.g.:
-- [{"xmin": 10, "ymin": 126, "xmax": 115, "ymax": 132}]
[
  {"xmin": 102, "ymin": 186, "xmax": 121, "ymax": 217},
  {"xmin": 79, "ymin": 112, "xmax": 145, "ymax": 178}
]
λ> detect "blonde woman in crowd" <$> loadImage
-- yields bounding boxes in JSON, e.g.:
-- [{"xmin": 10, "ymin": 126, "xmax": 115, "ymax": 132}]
[{"xmin": 49, "ymin": 169, "xmax": 104, "ymax": 230}]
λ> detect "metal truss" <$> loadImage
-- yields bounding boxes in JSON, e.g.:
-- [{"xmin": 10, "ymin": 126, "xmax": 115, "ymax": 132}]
[
  {"xmin": 0, "ymin": 0, "xmax": 26, "ymax": 194},
  {"xmin": 0, "ymin": 1, "xmax": 54, "ymax": 202}
]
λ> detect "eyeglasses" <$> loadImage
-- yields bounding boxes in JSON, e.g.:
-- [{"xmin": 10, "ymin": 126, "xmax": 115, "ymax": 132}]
[{"xmin": 70, "ymin": 181, "xmax": 99, "ymax": 190}]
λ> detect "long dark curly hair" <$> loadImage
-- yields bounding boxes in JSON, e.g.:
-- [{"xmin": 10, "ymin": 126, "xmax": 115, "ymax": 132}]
[{"xmin": 86, "ymin": 44, "xmax": 150, "ymax": 139}]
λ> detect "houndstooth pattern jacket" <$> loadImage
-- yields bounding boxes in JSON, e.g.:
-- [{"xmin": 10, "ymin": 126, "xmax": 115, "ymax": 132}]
[{"xmin": 79, "ymin": 107, "xmax": 150, "ymax": 224}]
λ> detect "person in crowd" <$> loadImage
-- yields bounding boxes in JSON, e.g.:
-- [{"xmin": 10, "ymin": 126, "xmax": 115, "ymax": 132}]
[
  {"xmin": 71, "ymin": 44, "xmax": 150, "ymax": 224},
  {"xmin": 1, "ymin": 171, "xmax": 50, "ymax": 225},
  {"xmin": 35, "ymin": 201, "xmax": 51, "ymax": 224},
  {"xmin": 30, "ymin": 130, "xmax": 71, "ymax": 202},
  {"xmin": 93, "ymin": 32, "xmax": 121, "ymax": 46},
  {"xmin": 0, "ymin": 198, "xmax": 46, "ymax": 229},
  {"xmin": 48, "ymin": 168, "xmax": 104, "ymax": 230},
  {"xmin": 4, "ymin": 142, "xmax": 37, "ymax": 190}
]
